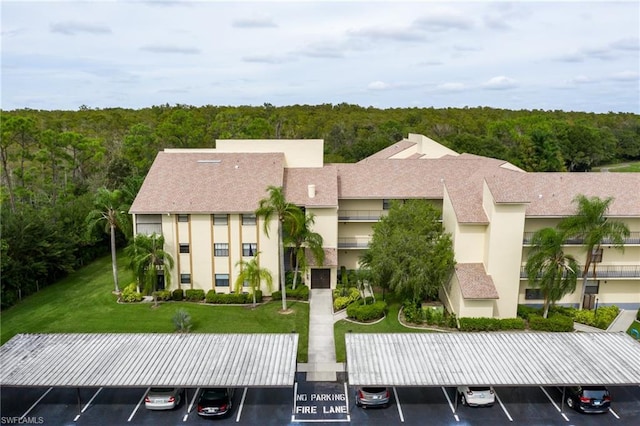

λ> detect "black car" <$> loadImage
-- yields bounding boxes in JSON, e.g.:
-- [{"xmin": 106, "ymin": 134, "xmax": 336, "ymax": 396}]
[
  {"xmin": 196, "ymin": 388, "xmax": 233, "ymax": 417},
  {"xmin": 565, "ymin": 386, "xmax": 611, "ymax": 413}
]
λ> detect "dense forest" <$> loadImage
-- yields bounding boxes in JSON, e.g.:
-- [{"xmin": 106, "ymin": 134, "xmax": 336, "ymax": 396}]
[{"xmin": 1, "ymin": 103, "xmax": 639, "ymax": 309}]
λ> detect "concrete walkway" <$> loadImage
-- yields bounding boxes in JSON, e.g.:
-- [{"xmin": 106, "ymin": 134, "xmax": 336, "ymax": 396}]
[
  {"xmin": 607, "ymin": 309, "xmax": 638, "ymax": 332},
  {"xmin": 300, "ymin": 289, "xmax": 344, "ymax": 382}
]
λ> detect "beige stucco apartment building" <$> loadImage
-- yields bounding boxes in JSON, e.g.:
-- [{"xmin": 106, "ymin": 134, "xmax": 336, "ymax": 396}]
[{"xmin": 130, "ymin": 134, "xmax": 640, "ymax": 319}]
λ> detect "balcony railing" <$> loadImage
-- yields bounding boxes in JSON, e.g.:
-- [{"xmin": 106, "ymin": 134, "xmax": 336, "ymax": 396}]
[
  {"xmin": 338, "ymin": 210, "xmax": 386, "ymax": 221},
  {"xmin": 520, "ymin": 265, "xmax": 640, "ymax": 279},
  {"xmin": 523, "ymin": 232, "xmax": 640, "ymax": 246},
  {"xmin": 338, "ymin": 237, "xmax": 372, "ymax": 249}
]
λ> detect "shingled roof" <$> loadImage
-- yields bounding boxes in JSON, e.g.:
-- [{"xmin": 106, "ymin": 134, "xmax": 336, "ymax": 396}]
[{"xmin": 130, "ymin": 151, "xmax": 285, "ymax": 214}]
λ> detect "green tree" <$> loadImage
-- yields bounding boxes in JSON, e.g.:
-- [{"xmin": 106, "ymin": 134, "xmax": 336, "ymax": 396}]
[
  {"xmin": 525, "ymin": 228, "xmax": 578, "ymax": 318},
  {"xmin": 255, "ymin": 186, "xmax": 301, "ymax": 311},
  {"xmin": 234, "ymin": 253, "xmax": 273, "ymax": 307},
  {"xmin": 559, "ymin": 195, "xmax": 630, "ymax": 309},
  {"xmin": 86, "ymin": 188, "xmax": 131, "ymax": 293},
  {"xmin": 124, "ymin": 233, "xmax": 175, "ymax": 300},
  {"xmin": 365, "ymin": 200, "xmax": 455, "ymax": 303},
  {"xmin": 284, "ymin": 209, "xmax": 324, "ymax": 290}
]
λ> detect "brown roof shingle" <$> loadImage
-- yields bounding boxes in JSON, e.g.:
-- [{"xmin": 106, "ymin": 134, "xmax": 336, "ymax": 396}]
[
  {"xmin": 130, "ymin": 152, "xmax": 285, "ymax": 214},
  {"xmin": 455, "ymin": 263, "xmax": 499, "ymax": 299},
  {"xmin": 284, "ymin": 166, "xmax": 338, "ymax": 207}
]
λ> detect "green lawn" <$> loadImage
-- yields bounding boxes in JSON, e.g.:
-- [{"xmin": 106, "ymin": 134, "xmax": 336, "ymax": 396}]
[
  {"xmin": 593, "ymin": 161, "xmax": 640, "ymax": 172},
  {"xmin": 627, "ymin": 320, "xmax": 640, "ymax": 340},
  {"xmin": 334, "ymin": 297, "xmax": 438, "ymax": 362},
  {"xmin": 0, "ymin": 254, "xmax": 310, "ymax": 361}
]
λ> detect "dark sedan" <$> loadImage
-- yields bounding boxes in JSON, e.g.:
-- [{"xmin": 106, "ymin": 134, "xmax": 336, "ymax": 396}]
[
  {"xmin": 196, "ymin": 388, "xmax": 233, "ymax": 417},
  {"xmin": 565, "ymin": 386, "xmax": 611, "ymax": 414}
]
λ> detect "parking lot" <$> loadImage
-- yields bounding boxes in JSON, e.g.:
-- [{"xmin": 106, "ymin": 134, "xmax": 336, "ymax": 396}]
[{"xmin": 2, "ymin": 378, "xmax": 639, "ymax": 425}]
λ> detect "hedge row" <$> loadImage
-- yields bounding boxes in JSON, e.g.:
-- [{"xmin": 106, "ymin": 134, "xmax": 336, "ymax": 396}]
[
  {"xmin": 458, "ymin": 317, "xmax": 526, "ymax": 331},
  {"xmin": 528, "ymin": 314, "xmax": 574, "ymax": 332},
  {"xmin": 346, "ymin": 299, "xmax": 387, "ymax": 322},
  {"xmin": 271, "ymin": 285, "xmax": 310, "ymax": 301},
  {"xmin": 205, "ymin": 290, "xmax": 263, "ymax": 304}
]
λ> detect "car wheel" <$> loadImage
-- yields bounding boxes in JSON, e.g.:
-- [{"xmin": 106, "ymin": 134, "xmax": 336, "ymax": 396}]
[
  {"xmin": 460, "ymin": 395, "xmax": 467, "ymax": 406},
  {"xmin": 566, "ymin": 397, "xmax": 574, "ymax": 409}
]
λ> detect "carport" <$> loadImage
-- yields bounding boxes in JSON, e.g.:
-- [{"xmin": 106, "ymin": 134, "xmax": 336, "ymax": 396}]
[
  {"xmin": 1, "ymin": 333, "xmax": 298, "ymax": 388},
  {"xmin": 346, "ymin": 332, "xmax": 640, "ymax": 386},
  {"xmin": 346, "ymin": 332, "xmax": 640, "ymax": 415}
]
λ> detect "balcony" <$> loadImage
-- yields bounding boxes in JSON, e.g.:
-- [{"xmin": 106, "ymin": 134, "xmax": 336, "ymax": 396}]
[
  {"xmin": 338, "ymin": 210, "xmax": 386, "ymax": 222},
  {"xmin": 523, "ymin": 231, "xmax": 640, "ymax": 246},
  {"xmin": 520, "ymin": 265, "xmax": 640, "ymax": 279},
  {"xmin": 338, "ymin": 237, "xmax": 372, "ymax": 249}
]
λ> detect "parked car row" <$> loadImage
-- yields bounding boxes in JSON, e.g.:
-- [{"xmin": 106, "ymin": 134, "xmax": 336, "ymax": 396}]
[
  {"xmin": 144, "ymin": 387, "xmax": 233, "ymax": 417},
  {"xmin": 354, "ymin": 385, "xmax": 612, "ymax": 414}
]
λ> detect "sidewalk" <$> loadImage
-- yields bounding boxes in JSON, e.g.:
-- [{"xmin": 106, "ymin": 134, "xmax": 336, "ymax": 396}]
[
  {"xmin": 301, "ymin": 289, "xmax": 343, "ymax": 382},
  {"xmin": 607, "ymin": 309, "xmax": 637, "ymax": 332}
]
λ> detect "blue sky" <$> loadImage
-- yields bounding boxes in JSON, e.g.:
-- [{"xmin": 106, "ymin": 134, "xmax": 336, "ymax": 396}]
[{"xmin": 2, "ymin": 0, "xmax": 639, "ymax": 113}]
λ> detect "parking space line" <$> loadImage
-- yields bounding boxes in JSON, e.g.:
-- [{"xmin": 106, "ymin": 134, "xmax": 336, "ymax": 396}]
[
  {"xmin": 291, "ymin": 382, "xmax": 298, "ymax": 422},
  {"xmin": 440, "ymin": 387, "xmax": 459, "ymax": 422},
  {"xmin": 539, "ymin": 386, "xmax": 569, "ymax": 422},
  {"xmin": 73, "ymin": 387, "xmax": 104, "ymax": 421},
  {"xmin": 494, "ymin": 390, "xmax": 513, "ymax": 422},
  {"xmin": 21, "ymin": 387, "xmax": 52, "ymax": 420},
  {"xmin": 186, "ymin": 387, "xmax": 200, "ymax": 415},
  {"xmin": 128, "ymin": 387, "xmax": 148, "ymax": 422},
  {"xmin": 609, "ymin": 407, "xmax": 620, "ymax": 419},
  {"xmin": 235, "ymin": 387, "xmax": 247, "ymax": 422},
  {"xmin": 392, "ymin": 387, "xmax": 404, "ymax": 423}
]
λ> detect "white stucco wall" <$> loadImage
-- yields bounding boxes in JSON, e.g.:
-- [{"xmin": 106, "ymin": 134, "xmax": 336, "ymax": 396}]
[{"xmin": 215, "ymin": 139, "xmax": 324, "ymax": 168}]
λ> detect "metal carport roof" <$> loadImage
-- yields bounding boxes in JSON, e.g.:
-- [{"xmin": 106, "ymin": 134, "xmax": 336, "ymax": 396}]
[
  {"xmin": 346, "ymin": 332, "xmax": 640, "ymax": 386},
  {"xmin": 1, "ymin": 333, "xmax": 298, "ymax": 387}
]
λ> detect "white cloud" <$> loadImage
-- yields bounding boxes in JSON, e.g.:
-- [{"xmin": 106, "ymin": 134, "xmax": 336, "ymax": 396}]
[
  {"xmin": 139, "ymin": 45, "xmax": 201, "ymax": 55},
  {"xmin": 436, "ymin": 82, "xmax": 466, "ymax": 92},
  {"xmin": 50, "ymin": 21, "xmax": 112, "ymax": 35},
  {"xmin": 367, "ymin": 81, "xmax": 390, "ymax": 90},
  {"xmin": 609, "ymin": 70, "xmax": 639, "ymax": 81},
  {"xmin": 482, "ymin": 76, "xmax": 517, "ymax": 90}
]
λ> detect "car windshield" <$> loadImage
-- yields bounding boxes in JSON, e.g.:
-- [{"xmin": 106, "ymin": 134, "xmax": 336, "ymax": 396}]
[
  {"xmin": 201, "ymin": 389, "xmax": 227, "ymax": 401},
  {"xmin": 362, "ymin": 387, "xmax": 386, "ymax": 394},
  {"xmin": 583, "ymin": 389, "xmax": 608, "ymax": 398},
  {"xmin": 149, "ymin": 388, "xmax": 173, "ymax": 393}
]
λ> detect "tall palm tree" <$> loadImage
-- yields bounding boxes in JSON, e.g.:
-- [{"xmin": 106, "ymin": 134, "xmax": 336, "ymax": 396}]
[
  {"xmin": 255, "ymin": 185, "xmax": 300, "ymax": 311},
  {"xmin": 234, "ymin": 253, "xmax": 273, "ymax": 307},
  {"xmin": 124, "ymin": 233, "xmax": 175, "ymax": 304},
  {"xmin": 525, "ymin": 227, "xmax": 579, "ymax": 318},
  {"xmin": 86, "ymin": 187, "xmax": 131, "ymax": 293},
  {"xmin": 559, "ymin": 195, "xmax": 630, "ymax": 309},
  {"xmin": 284, "ymin": 209, "xmax": 324, "ymax": 290}
]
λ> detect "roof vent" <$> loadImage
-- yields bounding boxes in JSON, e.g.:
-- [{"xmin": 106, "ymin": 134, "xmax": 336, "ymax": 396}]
[
  {"xmin": 197, "ymin": 159, "xmax": 221, "ymax": 164},
  {"xmin": 308, "ymin": 184, "xmax": 316, "ymax": 199}
]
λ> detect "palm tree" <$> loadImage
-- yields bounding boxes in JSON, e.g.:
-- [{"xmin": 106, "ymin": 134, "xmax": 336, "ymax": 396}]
[
  {"xmin": 525, "ymin": 227, "xmax": 579, "ymax": 318},
  {"xmin": 86, "ymin": 187, "xmax": 131, "ymax": 293},
  {"xmin": 255, "ymin": 185, "xmax": 300, "ymax": 311},
  {"xmin": 234, "ymin": 253, "xmax": 273, "ymax": 307},
  {"xmin": 284, "ymin": 209, "xmax": 324, "ymax": 290},
  {"xmin": 124, "ymin": 233, "xmax": 175, "ymax": 305},
  {"xmin": 559, "ymin": 195, "xmax": 630, "ymax": 309}
]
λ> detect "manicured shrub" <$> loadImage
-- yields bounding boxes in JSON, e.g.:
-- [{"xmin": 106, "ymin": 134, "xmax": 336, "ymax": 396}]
[
  {"xmin": 333, "ymin": 296, "xmax": 351, "ymax": 311},
  {"xmin": 205, "ymin": 291, "xmax": 250, "ymax": 304},
  {"xmin": 528, "ymin": 314, "xmax": 574, "ymax": 332},
  {"xmin": 572, "ymin": 305, "xmax": 620, "ymax": 330},
  {"xmin": 346, "ymin": 300, "xmax": 387, "ymax": 322},
  {"xmin": 253, "ymin": 290, "xmax": 263, "ymax": 303},
  {"xmin": 172, "ymin": 289, "xmax": 184, "ymax": 301},
  {"xmin": 517, "ymin": 305, "xmax": 540, "ymax": 320},
  {"xmin": 153, "ymin": 290, "xmax": 171, "ymax": 301},
  {"xmin": 121, "ymin": 283, "xmax": 142, "ymax": 303},
  {"xmin": 402, "ymin": 301, "xmax": 421, "ymax": 323},
  {"xmin": 458, "ymin": 317, "xmax": 526, "ymax": 331},
  {"xmin": 185, "ymin": 289, "xmax": 205, "ymax": 302},
  {"xmin": 637, "ymin": 308, "xmax": 640, "ymax": 321},
  {"xmin": 271, "ymin": 290, "xmax": 282, "ymax": 300}
]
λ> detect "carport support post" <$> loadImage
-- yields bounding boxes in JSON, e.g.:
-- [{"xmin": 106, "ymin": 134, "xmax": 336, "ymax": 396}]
[
  {"xmin": 561, "ymin": 386, "xmax": 566, "ymax": 413},
  {"xmin": 77, "ymin": 388, "xmax": 82, "ymax": 415}
]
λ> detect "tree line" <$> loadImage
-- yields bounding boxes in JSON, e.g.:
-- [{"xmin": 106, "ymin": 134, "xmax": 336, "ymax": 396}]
[{"xmin": 1, "ymin": 104, "xmax": 638, "ymax": 309}]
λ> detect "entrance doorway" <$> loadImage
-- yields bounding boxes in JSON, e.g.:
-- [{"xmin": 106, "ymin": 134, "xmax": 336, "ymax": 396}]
[{"xmin": 311, "ymin": 269, "xmax": 331, "ymax": 289}]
